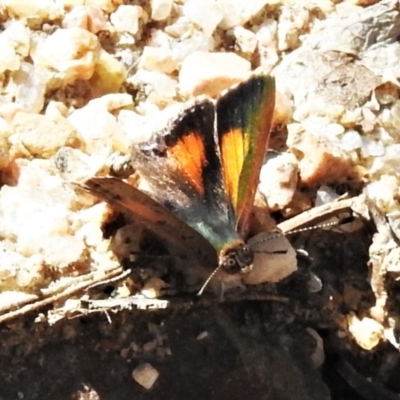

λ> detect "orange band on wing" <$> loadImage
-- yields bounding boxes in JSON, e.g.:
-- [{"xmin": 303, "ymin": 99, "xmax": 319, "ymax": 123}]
[
  {"xmin": 167, "ymin": 132, "xmax": 206, "ymax": 195},
  {"xmin": 220, "ymin": 128, "xmax": 244, "ymax": 207}
]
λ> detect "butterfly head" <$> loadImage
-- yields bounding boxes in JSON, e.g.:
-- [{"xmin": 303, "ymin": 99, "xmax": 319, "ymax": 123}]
[{"xmin": 219, "ymin": 240, "xmax": 254, "ymax": 275}]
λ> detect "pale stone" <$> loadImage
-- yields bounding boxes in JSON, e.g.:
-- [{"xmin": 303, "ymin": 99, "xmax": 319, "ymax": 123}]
[
  {"xmin": 132, "ymin": 363, "xmax": 159, "ymax": 389},
  {"xmin": 60, "ymin": 0, "xmax": 85, "ymax": 6},
  {"xmin": 151, "ymin": 0, "xmax": 173, "ymax": 21},
  {"xmin": 0, "ymin": 34, "xmax": 21, "ymax": 73},
  {"xmin": 89, "ymin": 93, "xmax": 133, "ymax": 112},
  {"xmin": 89, "ymin": 49, "xmax": 127, "ymax": 97},
  {"xmin": 110, "ymin": 5, "xmax": 143, "ymax": 34},
  {"xmin": 62, "ymin": 5, "xmax": 91, "ymax": 30},
  {"xmin": 348, "ymin": 314, "xmax": 384, "ymax": 350},
  {"xmin": 117, "ymin": 110, "xmax": 154, "ymax": 145},
  {"xmin": 1, "ymin": 20, "xmax": 30, "ymax": 57},
  {"xmin": 8, "ymin": 63, "xmax": 48, "ymax": 113},
  {"xmin": 165, "ymin": 16, "xmax": 195, "ymax": 38},
  {"xmin": 256, "ymin": 19, "xmax": 278, "ymax": 46},
  {"xmin": 170, "ymin": 30, "xmax": 215, "ymax": 64},
  {"xmin": 45, "ymin": 101, "xmax": 69, "ymax": 118},
  {"xmin": 31, "ymin": 27, "xmax": 101, "ymax": 87},
  {"xmin": 73, "ymin": 202, "xmax": 112, "ymax": 238},
  {"xmin": 53, "ymin": 147, "xmax": 106, "ymax": 182},
  {"xmin": 340, "ymin": 130, "xmax": 363, "ymax": 151},
  {"xmin": 366, "ymin": 175, "xmax": 399, "ymax": 213},
  {"xmin": 14, "ymin": 255, "xmax": 45, "ymax": 288},
  {"xmin": 217, "ymin": 0, "xmax": 270, "ymax": 29},
  {"xmin": 42, "ymin": 235, "xmax": 86, "ymax": 267},
  {"xmin": 2, "ymin": 0, "xmax": 64, "ymax": 20},
  {"xmin": 62, "ymin": 5, "xmax": 108, "ymax": 34},
  {"xmin": 138, "ymin": 46, "xmax": 178, "ymax": 74},
  {"xmin": 0, "ymin": 136, "xmax": 12, "ymax": 169},
  {"xmin": 68, "ymin": 100, "xmax": 127, "ymax": 156},
  {"xmin": 272, "ymin": 89, "xmax": 293, "ymax": 127},
  {"xmin": 0, "ymin": 103, "xmax": 22, "ymax": 124},
  {"xmin": 132, "ymin": 69, "xmax": 178, "ymax": 103},
  {"xmin": 232, "ymin": 26, "xmax": 257, "ymax": 54},
  {"xmin": 277, "ymin": 6, "xmax": 311, "ymax": 52},
  {"xmin": 183, "ymin": 0, "xmax": 224, "ymax": 36},
  {"xmin": 12, "ymin": 112, "xmax": 81, "ymax": 158},
  {"xmin": 179, "ymin": 51, "xmax": 251, "ymax": 97},
  {"xmin": 259, "ymin": 153, "xmax": 298, "ymax": 211},
  {"xmin": 288, "ymin": 127, "xmax": 352, "ymax": 187},
  {"xmin": 0, "ymin": 160, "xmax": 76, "ymax": 258},
  {"xmin": 85, "ymin": 0, "xmax": 123, "ymax": 13},
  {"xmin": 315, "ymin": 185, "xmax": 340, "ymax": 206}
]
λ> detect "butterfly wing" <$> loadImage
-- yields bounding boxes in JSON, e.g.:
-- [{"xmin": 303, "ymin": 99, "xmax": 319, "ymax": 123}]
[
  {"xmin": 217, "ymin": 75, "xmax": 275, "ymax": 238},
  {"xmin": 83, "ymin": 177, "xmax": 218, "ymax": 268},
  {"xmin": 132, "ymin": 100, "xmax": 239, "ymax": 252}
]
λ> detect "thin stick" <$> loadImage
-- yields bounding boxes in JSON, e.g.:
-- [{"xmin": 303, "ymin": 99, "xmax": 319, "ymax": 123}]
[
  {"xmin": 277, "ymin": 197, "xmax": 357, "ymax": 234},
  {"xmin": 0, "ymin": 266, "xmax": 123, "ymax": 324}
]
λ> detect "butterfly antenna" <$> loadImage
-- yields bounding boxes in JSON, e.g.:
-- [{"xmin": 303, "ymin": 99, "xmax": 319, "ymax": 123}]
[
  {"xmin": 252, "ymin": 221, "xmax": 341, "ymax": 248},
  {"xmin": 197, "ymin": 264, "xmax": 223, "ymax": 296}
]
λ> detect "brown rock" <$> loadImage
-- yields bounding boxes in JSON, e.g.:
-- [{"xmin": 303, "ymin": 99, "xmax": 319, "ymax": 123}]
[{"xmin": 12, "ymin": 112, "xmax": 81, "ymax": 158}]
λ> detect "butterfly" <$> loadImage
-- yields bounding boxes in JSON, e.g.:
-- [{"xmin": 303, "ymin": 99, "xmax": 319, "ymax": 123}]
[{"xmin": 83, "ymin": 75, "xmax": 276, "ymax": 293}]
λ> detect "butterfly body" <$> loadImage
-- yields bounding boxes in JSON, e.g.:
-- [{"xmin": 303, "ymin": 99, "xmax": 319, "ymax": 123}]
[{"xmin": 84, "ymin": 75, "xmax": 276, "ymax": 289}]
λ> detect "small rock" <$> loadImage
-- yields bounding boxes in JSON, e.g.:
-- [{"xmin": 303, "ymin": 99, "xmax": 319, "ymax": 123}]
[
  {"xmin": 259, "ymin": 152, "xmax": 298, "ymax": 211},
  {"xmin": 151, "ymin": 0, "xmax": 173, "ymax": 21},
  {"xmin": 217, "ymin": 0, "xmax": 270, "ymax": 29},
  {"xmin": 68, "ymin": 97, "xmax": 128, "ymax": 156},
  {"xmin": 348, "ymin": 314, "xmax": 384, "ymax": 350},
  {"xmin": 117, "ymin": 110, "xmax": 153, "ymax": 145},
  {"xmin": 62, "ymin": 5, "xmax": 108, "ymax": 34},
  {"xmin": 232, "ymin": 26, "xmax": 257, "ymax": 54},
  {"xmin": 12, "ymin": 112, "xmax": 81, "ymax": 158},
  {"xmin": 306, "ymin": 328, "xmax": 325, "ymax": 368},
  {"xmin": 132, "ymin": 363, "xmax": 159, "ymax": 390},
  {"xmin": 315, "ymin": 185, "xmax": 340, "ymax": 206},
  {"xmin": 288, "ymin": 127, "xmax": 352, "ymax": 187},
  {"xmin": 89, "ymin": 93, "xmax": 133, "ymax": 112},
  {"xmin": 110, "ymin": 5, "xmax": 143, "ymax": 34},
  {"xmin": 277, "ymin": 5, "xmax": 311, "ymax": 52},
  {"xmin": 0, "ymin": 136, "xmax": 12, "ymax": 169},
  {"xmin": 89, "ymin": 50, "xmax": 127, "ymax": 97},
  {"xmin": 272, "ymin": 89, "xmax": 293, "ymax": 127},
  {"xmin": 2, "ymin": 0, "xmax": 64, "ymax": 20},
  {"xmin": 183, "ymin": 0, "xmax": 224, "ymax": 36},
  {"xmin": 179, "ymin": 51, "xmax": 251, "ymax": 97},
  {"xmin": 32, "ymin": 27, "xmax": 101, "ymax": 88},
  {"xmin": 339, "ymin": 130, "xmax": 363, "ymax": 151},
  {"xmin": 0, "ymin": 35, "xmax": 21, "ymax": 73},
  {"xmin": 166, "ymin": 20, "xmax": 214, "ymax": 63},
  {"xmin": 0, "ymin": 21, "xmax": 30, "ymax": 73},
  {"xmin": 45, "ymin": 101, "xmax": 69, "ymax": 118},
  {"xmin": 9, "ymin": 62, "xmax": 48, "ymax": 114},
  {"xmin": 42, "ymin": 235, "xmax": 86, "ymax": 268},
  {"xmin": 138, "ymin": 46, "xmax": 178, "ymax": 74},
  {"xmin": 197, "ymin": 331, "xmax": 208, "ymax": 340},
  {"xmin": 133, "ymin": 69, "xmax": 178, "ymax": 105},
  {"xmin": 85, "ymin": 0, "xmax": 123, "ymax": 13},
  {"xmin": 366, "ymin": 175, "xmax": 399, "ymax": 213}
]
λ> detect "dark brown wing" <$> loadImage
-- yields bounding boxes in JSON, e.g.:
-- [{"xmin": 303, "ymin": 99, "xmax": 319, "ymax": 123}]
[{"xmin": 83, "ymin": 177, "xmax": 218, "ymax": 268}]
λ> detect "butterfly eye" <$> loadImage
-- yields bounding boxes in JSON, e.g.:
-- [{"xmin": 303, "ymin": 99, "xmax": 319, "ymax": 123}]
[{"xmin": 220, "ymin": 242, "xmax": 254, "ymax": 275}]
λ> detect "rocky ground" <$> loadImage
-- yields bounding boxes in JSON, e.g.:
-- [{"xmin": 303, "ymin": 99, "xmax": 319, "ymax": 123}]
[{"xmin": 1, "ymin": 1, "xmax": 400, "ymax": 399}]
